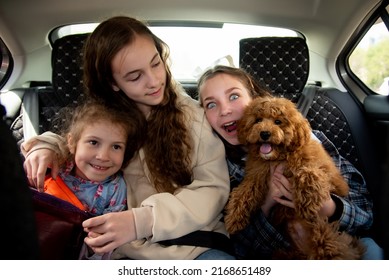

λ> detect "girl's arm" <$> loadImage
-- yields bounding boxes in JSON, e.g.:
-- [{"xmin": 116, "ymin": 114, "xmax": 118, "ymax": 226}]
[
  {"xmin": 314, "ymin": 130, "xmax": 373, "ymax": 233},
  {"xmin": 21, "ymin": 131, "xmax": 66, "ymax": 190}
]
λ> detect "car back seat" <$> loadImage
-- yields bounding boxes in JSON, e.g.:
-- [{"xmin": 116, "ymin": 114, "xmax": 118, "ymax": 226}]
[
  {"xmin": 8, "ymin": 86, "xmax": 54, "ymax": 147},
  {"xmin": 239, "ymin": 36, "xmax": 382, "ymax": 243},
  {"xmin": 14, "ymin": 34, "xmax": 380, "ymax": 184},
  {"xmin": 10, "ymin": 33, "xmax": 89, "ymax": 146},
  {"xmin": 40, "ymin": 33, "xmax": 89, "ymax": 132},
  {"xmin": 6, "ymin": 31, "xmax": 383, "ymax": 250}
]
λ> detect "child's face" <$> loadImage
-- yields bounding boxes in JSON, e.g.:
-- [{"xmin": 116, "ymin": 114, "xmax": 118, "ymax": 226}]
[
  {"xmin": 111, "ymin": 34, "xmax": 167, "ymax": 116},
  {"xmin": 200, "ymin": 73, "xmax": 252, "ymax": 145},
  {"xmin": 71, "ymin": 120, "xmax": 127, "ymax": 182}
]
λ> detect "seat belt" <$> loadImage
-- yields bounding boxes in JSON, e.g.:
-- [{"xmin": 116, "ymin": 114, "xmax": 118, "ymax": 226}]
[
  {"xmin": 296, "ymin": 85, "xmax": 318, "ymax": 117},
  {"xmin": 21, "ymin": 88, "xmax": 39, "ymax": 141}
]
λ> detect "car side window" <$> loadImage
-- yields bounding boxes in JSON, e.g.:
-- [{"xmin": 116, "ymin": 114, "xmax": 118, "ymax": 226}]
[
  {"xmin": 0, "ymin": 37, "xmax": 13, "ymax": 90},
  {"xmin": 348, "ymin": 4, "xmax": 389, "ymax": 96}
]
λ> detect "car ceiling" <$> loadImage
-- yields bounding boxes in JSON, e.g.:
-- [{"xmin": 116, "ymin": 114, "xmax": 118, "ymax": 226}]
[{"xmin": 0, "ymin": 0, "xmax": 381, "ymax": 57}]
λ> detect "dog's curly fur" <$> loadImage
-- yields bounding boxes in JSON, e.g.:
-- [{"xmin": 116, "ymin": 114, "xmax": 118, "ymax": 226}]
[{"xmin": 224, "ymin": 96, "xmax": 365, "ymax": 259}]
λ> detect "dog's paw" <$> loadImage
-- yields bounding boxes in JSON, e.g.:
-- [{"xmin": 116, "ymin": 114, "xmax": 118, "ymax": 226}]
[{"xmin": 294, "ymin": 173, "xmax": 327, "ymax": 221}]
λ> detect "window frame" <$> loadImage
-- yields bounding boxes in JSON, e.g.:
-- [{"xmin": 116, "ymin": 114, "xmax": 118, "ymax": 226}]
[
  {"xmin": 337, "ymin": 1, "xmax": 389, "ymax": 101},
  {"xmin": 0, "ymin": 37, "xmax": 14, "ymax": 90}
]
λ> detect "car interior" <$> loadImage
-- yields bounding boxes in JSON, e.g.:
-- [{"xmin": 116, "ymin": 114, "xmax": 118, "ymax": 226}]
[{"xmin": 0, "ymin": 0, "xmax": 388, "ymax": 260}]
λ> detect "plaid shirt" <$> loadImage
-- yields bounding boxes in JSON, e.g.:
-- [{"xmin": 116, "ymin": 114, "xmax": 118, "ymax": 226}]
[{"xmin": 226, "ymin": 130, "xmax": 374, "ymax": 259}]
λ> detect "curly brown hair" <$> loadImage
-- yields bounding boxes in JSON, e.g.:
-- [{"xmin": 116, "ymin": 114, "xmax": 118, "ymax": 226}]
[
  {"xmin": 53, "ymin": 99, "xmax": 144, "ymax": 169},
  {"xmin": 83, "ymin": 16, "xmax": 192, "ymax": 193}
]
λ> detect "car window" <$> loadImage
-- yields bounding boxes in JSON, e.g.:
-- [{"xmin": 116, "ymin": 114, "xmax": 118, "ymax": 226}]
[
  {"xmin": 51, "ymin": 23, "xmax": 299, "ymax": 82},
  {"xmin": 151, "ymin": 24, "xmax": 299, "ymax": 81},
  {"xmin": 348, "ymin": 5, "xmax": 389, "ymax": 96}
]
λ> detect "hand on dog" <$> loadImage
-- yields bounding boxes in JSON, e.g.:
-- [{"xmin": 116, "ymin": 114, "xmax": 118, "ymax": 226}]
[
  {"xmin": 318, "ymin": 194, "xmax": 336, "ymax": 218},
  {"xmin": 261, "ymin": 162, "xmax": 295, "ymax": 217},
  {"xmin": 269, "ymin": 164, "xmax": 336, "ymax": 218}
]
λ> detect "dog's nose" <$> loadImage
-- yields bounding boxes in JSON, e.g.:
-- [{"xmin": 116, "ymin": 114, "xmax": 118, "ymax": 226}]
[{"xmin": 260, "ymin": 131, "xmax": 271, "ymax": 141}]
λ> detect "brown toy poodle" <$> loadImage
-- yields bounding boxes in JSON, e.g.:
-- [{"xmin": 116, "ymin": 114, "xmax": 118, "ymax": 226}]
[{"xmin": 224, "ymin": 96, "xmax": 365, "ymax": 259}]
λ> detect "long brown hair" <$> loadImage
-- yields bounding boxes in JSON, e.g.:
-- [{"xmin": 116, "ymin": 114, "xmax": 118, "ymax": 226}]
[{"xmin": 83, "ymin": 16, "xmax": 192, "ymax": 193}]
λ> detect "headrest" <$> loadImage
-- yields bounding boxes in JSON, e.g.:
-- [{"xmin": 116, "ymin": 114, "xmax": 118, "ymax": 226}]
[
  {"xmin": 51, "ymin": 33, "xmax": 90, "ymax": 106},
  {"xmin": 239, "ymin": 37, "xmax": 309, "ymax": 102}
]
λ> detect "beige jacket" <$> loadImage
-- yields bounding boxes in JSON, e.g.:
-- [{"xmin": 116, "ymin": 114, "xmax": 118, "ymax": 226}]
[{"xmin": 22, "ymin": 93, "xmax": 230, "ymax": 260}]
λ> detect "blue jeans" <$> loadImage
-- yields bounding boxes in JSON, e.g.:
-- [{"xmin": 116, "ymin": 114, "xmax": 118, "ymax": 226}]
[
  {"xmin": 195, "ymin": 238, "xmax": 382, "ymax": 260},
  {"xmin": 195, "ymin": 249, "xmax": 236, "ymax": 260},
  {"xmin": 361, "ymin": 237, "xmax": 384, "ymax": 260}
]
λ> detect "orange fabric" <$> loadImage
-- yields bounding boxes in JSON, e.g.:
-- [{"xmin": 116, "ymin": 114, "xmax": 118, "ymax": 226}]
[{"xmin": 44, "ymin": 176, "xmax": 86, "ymax": 211}]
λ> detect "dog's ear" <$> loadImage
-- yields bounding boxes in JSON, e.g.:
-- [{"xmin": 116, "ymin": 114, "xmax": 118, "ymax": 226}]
[
  {"xmin": 237, "ymin": 99, "xmax": 261, "ymax": 145},
  {"xmin": 237, "ymin": 113, "xmax": 251, "ymax": 145},
  {"xmin": 286, "ymin": 100, "xmax": 312, "ymax": 150}
]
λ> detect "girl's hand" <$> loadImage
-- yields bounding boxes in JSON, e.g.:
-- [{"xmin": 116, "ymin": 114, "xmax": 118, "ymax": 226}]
[
  {"xmin": 318, "ymin": 195, "xmax": 336, "ymax": 218},
  {"xmin": 272, "ymin": 163, "xmax": 294, "ymax": 208},
  {"xmin": 264, "ymin": 162, "xmax": 336, "ymax": 219},
  {"xmin": 23, "ymin": 149, "xmax": 59, "ymax": 191},
  {"xmin": 82, "ymin": 210, "xmax": 137, "ymax": 254},
  {"xmin": 262, "ymin": 162, "xmax": 294, "ymax": 216}
]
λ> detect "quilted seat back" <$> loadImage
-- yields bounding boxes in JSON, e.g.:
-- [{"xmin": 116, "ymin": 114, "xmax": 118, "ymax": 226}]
[{"xmin": 38, "ymin": 33, "xmax": 89, "ymax": 133}]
